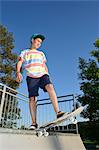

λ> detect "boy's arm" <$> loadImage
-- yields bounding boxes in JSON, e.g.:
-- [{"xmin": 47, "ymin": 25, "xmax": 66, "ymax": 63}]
[
  {"xmin": 16, "ymin": 59, "xmax": 23, "ymax": 83},
  {"xmin": 16, "ymin": 59, "xmax": 23, "ymax": 73}
]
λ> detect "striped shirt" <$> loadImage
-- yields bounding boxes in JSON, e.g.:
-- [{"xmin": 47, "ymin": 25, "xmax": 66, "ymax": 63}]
[{"xmin": 19, "ymin": 49, "xmax": 48, "ymax": 78}]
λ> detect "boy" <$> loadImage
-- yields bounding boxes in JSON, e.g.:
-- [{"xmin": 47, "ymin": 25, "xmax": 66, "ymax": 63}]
[{"xmin": 16, "ymin": 34, "xmax": 65, "ymax": 129}]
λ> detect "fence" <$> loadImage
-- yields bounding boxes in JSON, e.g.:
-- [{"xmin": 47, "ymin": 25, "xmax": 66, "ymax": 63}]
[{"xmin": 0, "ymin": 83, "xmax": 78, "ymax": 133}]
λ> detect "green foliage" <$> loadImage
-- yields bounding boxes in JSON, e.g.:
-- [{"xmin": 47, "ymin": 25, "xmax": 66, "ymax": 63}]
[
  {"xmin": 0, "ymin": 24, "xmax": 19, "ymax": 89},
  {"xmin": 91, "ymin": 38, "xmax": 99, "ymax": 62},
  {"xmin": 94, "ymin": 38, "xmax": 99, "ymax": 48},
  {"xmin": 78, "ymin": 39, "xmax": 99, "ymax": 122},
  {"xmin": 78, "ymin": 121, "xmax": 99, "ymax": 144},
  {"xmin": 0, "ymin": 25, "xmax": 21, "ymax": 129}
]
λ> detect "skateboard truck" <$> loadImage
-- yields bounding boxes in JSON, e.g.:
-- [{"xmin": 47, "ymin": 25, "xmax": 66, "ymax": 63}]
[
  {"xmin": 36, "ymin": 129, "xmax": 49, "ymax": 137},
  {"xmin": 69, "ymin": 117, "xmax": 77, "ymax": 124}
]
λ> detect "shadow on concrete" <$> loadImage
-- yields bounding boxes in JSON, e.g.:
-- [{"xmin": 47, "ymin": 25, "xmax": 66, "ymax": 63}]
[{"xmin": 48, "ymin": 135, "xmax": 63, "ymax": 150}]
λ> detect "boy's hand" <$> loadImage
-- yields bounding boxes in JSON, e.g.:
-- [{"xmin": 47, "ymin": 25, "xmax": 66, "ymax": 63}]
[{"xmin": 16, "ymin": 72, "xmax": 23, "ymax": 83}]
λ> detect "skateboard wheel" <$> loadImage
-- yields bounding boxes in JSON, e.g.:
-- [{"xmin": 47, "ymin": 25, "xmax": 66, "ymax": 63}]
[
  {"xmin": 44, "ymin": 132, "xmax": 49, "ymax": 137},
  {"xmin": 36, "ymin": 131, "xmax": 43, "ymax": 137},
  {"xmin": 70, "ymin": 117, "xmax": 75, "ymax": 122},
  {"xmin": 73, "ymin": 119, "xmax": 77, "ymax": 124}
]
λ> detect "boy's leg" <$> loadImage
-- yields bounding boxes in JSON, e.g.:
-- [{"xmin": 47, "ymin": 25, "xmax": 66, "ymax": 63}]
[
  {"xmin": 29, "ymin": 96, "xmax": 37, "ymax": 125},
  {"xmin": 26, "ymin": 76, "xmax": 39, "ymax": 126},
  {"xmin": 45, "ymin": 84, "xmax": 59, "ymax": 114},
  {"xmin": 40, "ymin": 75, "xmax": 65, "ymax": 118}
]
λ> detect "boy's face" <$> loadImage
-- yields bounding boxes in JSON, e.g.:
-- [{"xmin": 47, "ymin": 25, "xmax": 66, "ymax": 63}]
[{"xmin": 32, "ymin": 38, "xmax": 43, "ymax": 49}]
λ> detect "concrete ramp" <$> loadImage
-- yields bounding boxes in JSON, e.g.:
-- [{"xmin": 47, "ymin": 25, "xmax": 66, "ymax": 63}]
[{"xmin": 0, "ymin": 129, "xmax": 86, "ymax": 150}]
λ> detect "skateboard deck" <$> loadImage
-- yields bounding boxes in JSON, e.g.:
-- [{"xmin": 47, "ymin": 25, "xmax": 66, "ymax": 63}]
[{"xmin": 36, "ymin": 106, "xmax": 85, "ymax": 137}]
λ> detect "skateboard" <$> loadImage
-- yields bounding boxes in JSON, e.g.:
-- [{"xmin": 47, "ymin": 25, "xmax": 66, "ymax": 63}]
[{"xmin": 36, "ymin": 106, "xmax": 85, "ymax": 137}]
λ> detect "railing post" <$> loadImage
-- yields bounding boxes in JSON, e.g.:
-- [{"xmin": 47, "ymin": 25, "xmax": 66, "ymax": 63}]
[
  {"xmin": 0, "ymin": 85, "xmax": 6, "ymax": 124},
  {"xmin": 73, "ymin": 94, "xmax": 76, "ymax": 110},
  {"xmin": 73, "ymin": 94, "xmax": 79, "ymax": 134}
]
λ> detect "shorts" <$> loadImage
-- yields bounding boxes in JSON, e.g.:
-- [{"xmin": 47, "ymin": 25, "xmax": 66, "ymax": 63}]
[{"xmin": 26, "ymin": 74, "xmax": 52, "ymax": 98}]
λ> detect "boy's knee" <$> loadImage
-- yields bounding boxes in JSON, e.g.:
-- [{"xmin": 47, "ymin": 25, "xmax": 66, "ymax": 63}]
[
  {"xmin": 29, "ymin": 96, "xmax": 36, "ymax": 102},
  {"xmin": 45, "ymin": 84, "xmax": 54, "ymax": 91}
]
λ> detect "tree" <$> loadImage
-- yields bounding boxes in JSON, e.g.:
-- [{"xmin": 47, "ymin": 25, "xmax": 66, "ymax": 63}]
[
  {"xmin": 0, "ymin": 25, "xmax": 21, "ymax": 128},
  {"xmin": 91, "ymin": 38, "xmax": 99, "ymax": 62},
  {"xmin": 78, "ymin": 39, "xmax": 99, "ymax": 122},
  {"xmin": 0, "ymin": 24, "xmax": 19, "ymax": 89}
]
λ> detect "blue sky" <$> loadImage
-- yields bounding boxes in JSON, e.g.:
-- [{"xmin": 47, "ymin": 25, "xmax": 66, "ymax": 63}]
[{"xmin": 1, "ymin": 0, "xmax": 99, "ymax": 99}]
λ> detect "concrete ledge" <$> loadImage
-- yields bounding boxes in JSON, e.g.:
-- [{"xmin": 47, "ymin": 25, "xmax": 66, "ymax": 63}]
[
  {"xmin": 0, "ymin": 128, "xmax": 86, "ymax": 150},
  {"xmin": 0, "ymin": 127, "xmax": 78, "ymax": 136},
  {"xmin": 0, "ymin": 128, "xmax": 36, "ymax": 135}
]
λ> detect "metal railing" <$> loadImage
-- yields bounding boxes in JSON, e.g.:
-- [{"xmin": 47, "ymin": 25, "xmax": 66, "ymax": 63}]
[
  {"xmin": 0, "ymin": 83, "xmax": 30, "ymax": 129},
  {"xmin": 0, "ymin": 83, "xmax": 78, "ymax": 133}
]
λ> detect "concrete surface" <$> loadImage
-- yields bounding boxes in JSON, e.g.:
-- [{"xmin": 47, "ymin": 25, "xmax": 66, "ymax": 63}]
[{"xmin": 0, "ymin": 128, "xmax": 86, "ymax": 150}]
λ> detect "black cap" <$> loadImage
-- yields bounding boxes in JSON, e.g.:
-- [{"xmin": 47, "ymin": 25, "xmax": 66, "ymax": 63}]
[{"xmin": 31, "ymin": 34, "xmax": 45, "ymax": 42}]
